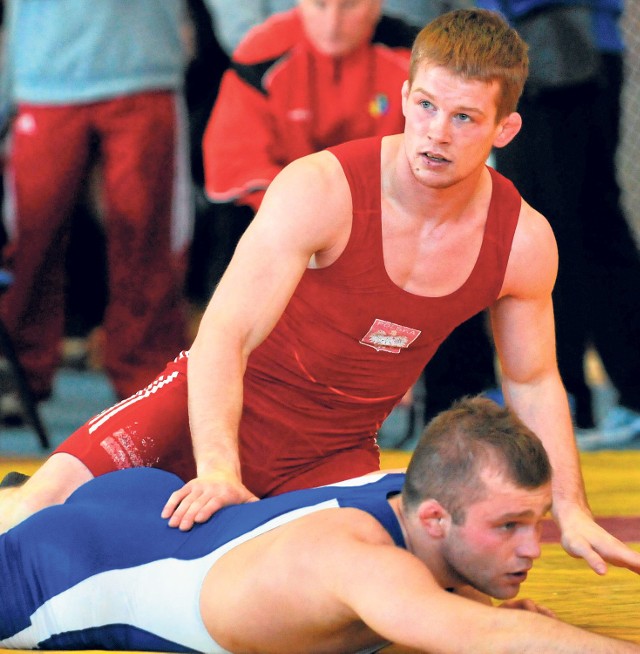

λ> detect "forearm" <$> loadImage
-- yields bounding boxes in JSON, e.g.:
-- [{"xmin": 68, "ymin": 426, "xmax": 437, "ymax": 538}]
[
  {"xmin": 484, "ymin": 606, "xmax": 640, "ymax": 654},
  {"xmin": 361, "ymin": 568, "xmax": 639, "ymax": 654},
  {"xmin": 185, "ymin": 227, "xmax": 292, "ymax": 480},
  {"xmin": 400, "ymin": 591, "xmax": 638, "ymax": 653},
  {"xmin": 501, "ymin": 372, "xmax": 590, "ymax": 515},
  {"xmin": 187, "ymin": 318, "xmax": 246, "ymax": 480}
]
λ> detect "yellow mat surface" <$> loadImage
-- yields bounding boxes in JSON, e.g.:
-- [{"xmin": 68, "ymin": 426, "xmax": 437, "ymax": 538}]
[{"xmin": 1, "ymin": 450, "xmax": 639, "ymax": 652}]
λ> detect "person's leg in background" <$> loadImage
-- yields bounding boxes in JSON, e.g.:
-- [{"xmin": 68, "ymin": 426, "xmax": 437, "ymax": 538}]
[
  {"xmin": 97, "ymin": 91, "xmax": 192, "ymax": 399},
  {"xmin": 63, "ymin": 145, "xmax": 109, "ymax": 368},
  {"xmin": 0, "ymin": 104, "xmax": 93, "ymax": 401},
  {"xmin": 581, "ymin": 52, "xmax": 640, "ymax": 430},
  {"xmin": 494, "ymin": 83, "xmax": 595, "ymax": 429},
  {"xmin": 183, "ymin": 0, "xmax": 230, "ymax": 309},
  {"xmin": 199, "ymin": 201, "xmax": 254, "ymax": 296}
]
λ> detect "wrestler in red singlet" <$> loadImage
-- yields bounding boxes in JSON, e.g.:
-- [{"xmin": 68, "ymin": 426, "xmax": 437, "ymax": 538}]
[{"xmin": 56, "ymin": 136, "xmax": 521, "ymax": 498}]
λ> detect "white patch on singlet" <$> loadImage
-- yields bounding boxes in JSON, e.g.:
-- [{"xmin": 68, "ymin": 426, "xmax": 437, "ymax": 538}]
[{"xmin": 359, "ymin": 319, "xmax": 421, "ymax": 354}]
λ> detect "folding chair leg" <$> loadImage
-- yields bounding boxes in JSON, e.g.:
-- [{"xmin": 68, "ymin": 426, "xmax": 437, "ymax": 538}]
[{"xmin": 0, "ymin": 321, "xmax": 51, "ymax": 450}]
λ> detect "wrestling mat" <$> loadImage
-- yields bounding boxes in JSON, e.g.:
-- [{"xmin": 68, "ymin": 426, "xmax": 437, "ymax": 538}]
[{"xmin": 1, "ymin": 449, "xmax": 639, "ymax": 653}]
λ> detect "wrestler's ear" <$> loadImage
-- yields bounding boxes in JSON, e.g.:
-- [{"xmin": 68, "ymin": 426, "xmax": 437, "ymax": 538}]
[
  {"xmin": 417, "ymin": 499, "xmax": 449, "ymax": 538},
  {"xmin": 493, "ymin": 111, "xmax": 522, "ymax": 149},
  {"xmin": 401, "ymin": 79, "xmax": 410, "ymax": 117}
]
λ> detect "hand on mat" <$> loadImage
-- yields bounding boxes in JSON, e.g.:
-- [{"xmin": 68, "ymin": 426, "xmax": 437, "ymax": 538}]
[
  {"xmin": 161, "ymin": 471, "xmax": 258, "ymax": 531},
  {"xmin": 557, "ymin": 506, "xmax": 640, "ymax": 576},
  {"xmin": 499, "ymin": 598, "xmax": 556, "ymax": 618}
]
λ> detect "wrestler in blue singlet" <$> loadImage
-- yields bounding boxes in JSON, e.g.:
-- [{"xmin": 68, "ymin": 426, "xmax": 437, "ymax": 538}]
[{"xmin": 0, "ymin": 468, "xmax": 406, "ymax": 652}]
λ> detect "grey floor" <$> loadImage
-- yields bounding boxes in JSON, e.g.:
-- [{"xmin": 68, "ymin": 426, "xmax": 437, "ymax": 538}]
[{"xmin": 0, "ymin": 367, "xmax": 117, "ymax": 457}]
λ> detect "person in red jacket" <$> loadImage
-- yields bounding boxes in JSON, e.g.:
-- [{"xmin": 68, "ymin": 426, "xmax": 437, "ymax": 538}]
[{"xmin": 200, "ymin": 0, "xmax": 418, "ymax": 287}]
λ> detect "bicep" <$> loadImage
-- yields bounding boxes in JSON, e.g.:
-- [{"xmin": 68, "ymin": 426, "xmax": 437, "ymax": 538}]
[
  {"xmin": 491, "ymin": 205, "xmax": 559, "ymax": 385},
  {"xmin": 200, "ymin": 154, "xmax": 349, "ymax": 354},
  {"xmin": 490, "ymin": 292, "xmax": 557, "ymax": 385}
]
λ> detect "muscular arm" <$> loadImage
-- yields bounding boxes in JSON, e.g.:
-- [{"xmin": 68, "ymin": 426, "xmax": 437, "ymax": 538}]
[
  {"xmin": 201, "ymin": 507, "xmax": 638, "ymax": 653},
  {"xmin": 323, "ymin": 523, "xmax": 640, "ymax": 653},
  {"xmin": 162, "ymin": 152, "xmax": 351, "ymax": 529},
  {"xmin": 490, "ymin": 201, "xmax": 640, "ymax": 575}
]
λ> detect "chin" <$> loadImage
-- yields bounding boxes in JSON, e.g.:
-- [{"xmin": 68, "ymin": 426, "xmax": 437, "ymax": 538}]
[{"xmin": 491, "ymin": 585, "xmax": 520, "ymax": 601}]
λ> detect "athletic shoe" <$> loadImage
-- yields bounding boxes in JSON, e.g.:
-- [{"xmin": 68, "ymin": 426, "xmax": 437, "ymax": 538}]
[
  {"xmin": 0, "ymin": 392, "xmax": 25, "ymax": 427},
  {"xmin": 0, "ymin": 387, "xmax": 50, "ymax": 427},
  {"xmin": 0, "ymin": 471, "xmax": 31, "ymax": 488},
  {"xmin": 575, "ymin": 405, "xmax": 640, "ymax": 451},
  {"xmin": 601, "ymin": 405, "xmax": 640, "ymax": 440}
]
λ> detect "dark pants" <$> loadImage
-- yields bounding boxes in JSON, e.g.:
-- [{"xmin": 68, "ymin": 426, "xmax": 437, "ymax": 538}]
[
  {"xmin": 186, "ymin": 201, "xmax": 254, "ymax": 305},
  {"xmin": 422, "ymin": 312, "xmax": 496, "ymax": 422},
  {"xmin": 494, "ymin": 54, "xmax": 640, "ymax": 427}
]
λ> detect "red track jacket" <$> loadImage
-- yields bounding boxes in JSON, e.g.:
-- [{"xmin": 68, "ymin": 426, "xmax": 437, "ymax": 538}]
[{"xmin": 203, "ymin": 7, "xmax": 417, "ymax": 211}]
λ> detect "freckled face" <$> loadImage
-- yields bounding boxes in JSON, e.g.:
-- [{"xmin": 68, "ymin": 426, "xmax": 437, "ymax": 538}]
[
  {"xmin": 298, "ymin": 0, "xmax": 382, "ymax": 57},
  {"xmin": 440, "ymin": 474, "xmax": 552, "ymax": 600},
  {"xmin": 401, "ymin": 64, "xmax": 510, "ymax": 189}
]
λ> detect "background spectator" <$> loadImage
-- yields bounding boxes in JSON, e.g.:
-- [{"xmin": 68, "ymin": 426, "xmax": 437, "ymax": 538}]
[
  {"xmin": 0, "ymin": 0, "xmax": 194, "ymax": 419},
  {"xmin": 476, "ymin": 0, "xmax": 640, "ymax": 446},
  {"xmin": 199, "ymin": 0, "xmax": 418, "ymax": 295}
]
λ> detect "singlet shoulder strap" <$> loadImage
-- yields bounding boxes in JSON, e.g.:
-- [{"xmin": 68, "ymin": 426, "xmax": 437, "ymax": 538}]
[
  {"xmin": 485, "ymin": 166, "xmax": 522, "ymax": 275},
  {"xmin": 327, "ymin": 136, "xmax": 383, "ymax": 215},
  {"xmin": 334, "ymin": 473, "xmax": 406, "ymax": 548}
]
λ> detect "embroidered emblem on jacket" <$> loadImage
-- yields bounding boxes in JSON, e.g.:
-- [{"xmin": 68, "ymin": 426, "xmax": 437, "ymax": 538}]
[{"xmin": 368, "ymin": 93, "xmax": 390, "ymax": 117}]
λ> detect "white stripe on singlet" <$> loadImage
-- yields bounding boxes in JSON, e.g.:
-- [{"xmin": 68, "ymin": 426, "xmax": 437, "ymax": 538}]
[{"xmin": 1, "ymin": 500, "xmax": 340, "ymax": 653}]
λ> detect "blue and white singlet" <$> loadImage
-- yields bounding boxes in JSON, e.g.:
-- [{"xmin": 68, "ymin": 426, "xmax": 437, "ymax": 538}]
[{"xmin": 0, "ymin": 468, "xmax": 406, "ymax": 652}]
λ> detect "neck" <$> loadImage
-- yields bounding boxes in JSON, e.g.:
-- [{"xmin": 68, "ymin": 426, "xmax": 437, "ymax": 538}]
[
  {"xmin": 389, "ymin": 495, "xmax": 414, "ymax": 553},
  {"xmin": 388, "ymin": 495, "xmax": 461, "ymax": 591},
  {"xmin": 382, "ymin": 135, "xmax": 489, "ymax": 226}
]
